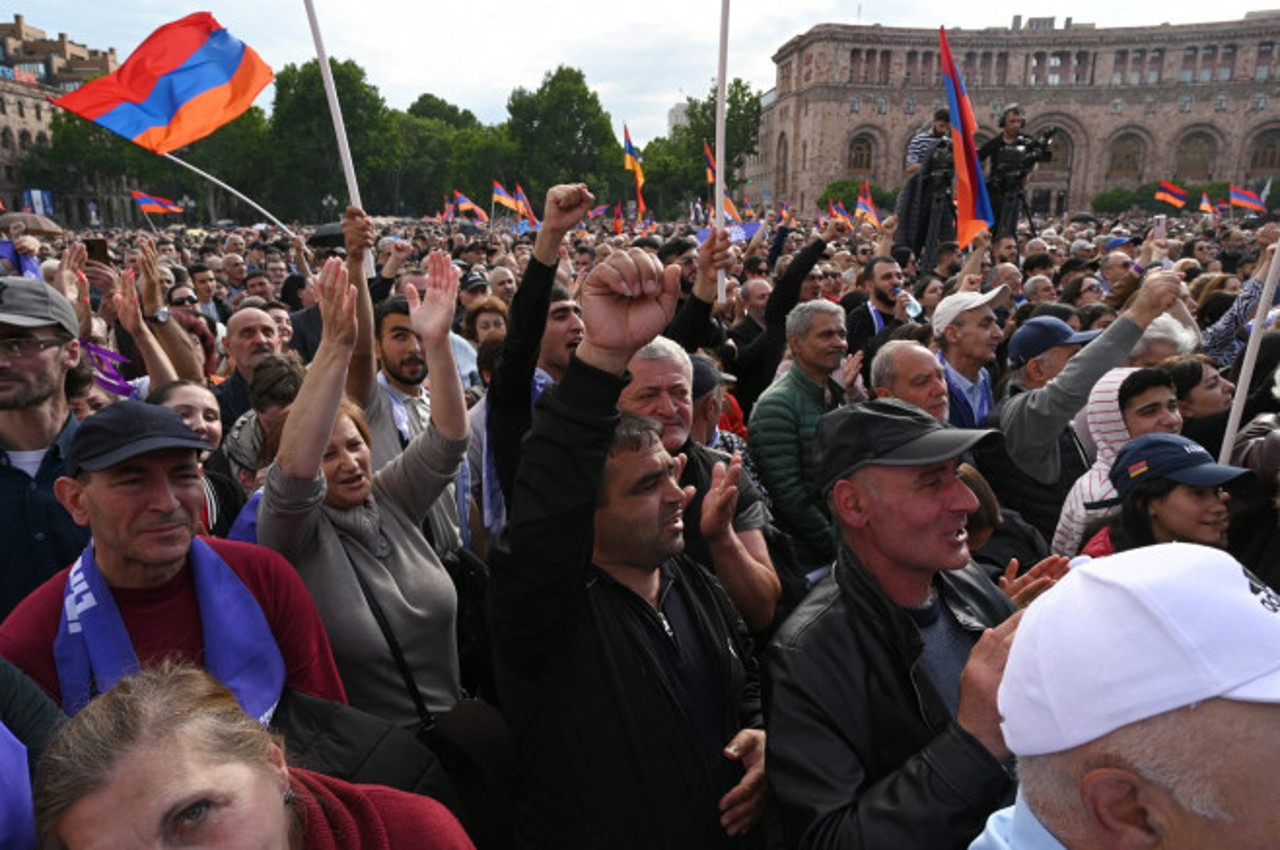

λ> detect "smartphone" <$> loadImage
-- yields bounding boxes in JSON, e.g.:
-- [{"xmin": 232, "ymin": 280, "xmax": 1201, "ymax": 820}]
[
  {"xmin": 85, "ymin": 238, "xmax": 110, "ymax": 265},
  {"xmin": 1153, "ymin": 214, "xmax": 1167, "ymax": 241}
]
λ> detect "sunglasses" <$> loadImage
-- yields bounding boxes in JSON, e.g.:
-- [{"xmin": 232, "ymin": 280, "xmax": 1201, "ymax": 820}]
[{"xmin": 171, "ymin": 296, "xmax": 199, "ymax": 306}]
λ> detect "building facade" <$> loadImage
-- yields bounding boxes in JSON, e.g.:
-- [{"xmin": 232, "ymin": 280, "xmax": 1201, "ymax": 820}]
[{"xmin": 745, "ymin": 13, "xmax": 1280, "ymax": 216}]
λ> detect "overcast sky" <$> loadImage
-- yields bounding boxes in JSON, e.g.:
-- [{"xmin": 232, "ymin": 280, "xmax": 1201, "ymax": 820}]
[{"xmin": 28, "ymin": 1, "xmax": 1268, "ymax": 146}]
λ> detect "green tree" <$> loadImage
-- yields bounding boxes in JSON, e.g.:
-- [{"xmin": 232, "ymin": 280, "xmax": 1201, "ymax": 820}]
[
  {"xmin": 446, "ymin": 123, "xmax": 519, "ymax": 212},
  {"xmin": 384, "ymin": 112, "xmax": 457, "ymax": 217},
  {"xmin": 267, "ymin": 58, "xmax": 397, "ymax": 219},
  {"xmin": 634, "ymin": 133, "xmax": 700, "ymax": 220},
  {"xmin": 506, "ymin": 66, "xmax": 622, "ymax": 199},
  {"xmin": 1092, "ymin": 186, "xmax": 1137, "ymax": 214},
  {"xmin": 407, "ymin": 93, "xmax": 479, "ymax": 130},
  {"xmin": 178, "ymin": 107, "xmax": 273, "ymax": 223},
  {"xmin": 682, "ymin": 78, "xmax": 763, "ymax": 190}
]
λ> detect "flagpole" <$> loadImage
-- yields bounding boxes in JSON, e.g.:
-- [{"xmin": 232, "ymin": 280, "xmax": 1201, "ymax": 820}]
[
  {"xmin": 301, "ymin": 0, "xmax": 375, "ymax": 278},
  {"xmin": 162, "ymin": 154, "xmax": 296, "ymax": 238},
  {"xmin": 141, "ymin": 210, "xmax": 159, "ymax": 234},
  {"xmin": 713, "ymin": 0, "xmax": 730, "ymax": 303},
  {"xmin": 1220, "ymin": 247, "xmax": 1280, "ymax": 463}
]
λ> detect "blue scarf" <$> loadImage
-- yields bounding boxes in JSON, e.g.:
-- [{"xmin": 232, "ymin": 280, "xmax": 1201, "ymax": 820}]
[
  {"xmin": 53, "ymin": 538, "xmax": 286, "ymax": 723},
  {"xmin": 0, "ymin": 721, "xmax": 33, "ymax": 850}
]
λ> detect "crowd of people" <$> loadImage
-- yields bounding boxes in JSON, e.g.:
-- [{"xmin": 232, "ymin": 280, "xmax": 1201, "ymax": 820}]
[{"xmin": 1, "ymin": 183, "xmax": 1279, "ymax": 849}]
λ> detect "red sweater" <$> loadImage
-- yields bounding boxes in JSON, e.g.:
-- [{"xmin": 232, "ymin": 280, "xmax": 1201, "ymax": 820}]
[
  {"xmin": 0, "ymin": 537, "xmax": 346, "ymax": 706},
  {"xmin": 293, "ymin": 769, "xmax": 474, "ymax": 849}
]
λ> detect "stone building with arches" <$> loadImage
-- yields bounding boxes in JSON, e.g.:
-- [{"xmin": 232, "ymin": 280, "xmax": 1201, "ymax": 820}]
[{"xmin": 743, "ymin": 13, "xmax": 1280, "ymax": 216}]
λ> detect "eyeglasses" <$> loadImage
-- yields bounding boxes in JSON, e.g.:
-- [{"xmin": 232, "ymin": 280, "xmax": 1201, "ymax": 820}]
[
  {"xmin": 857, "ymin": 249, "xmax": 873, "ymax": 256},
  {"xmin": 1083, "ymin": 282, "xmax": 1104, "ymax": 293},
  {"xmin": 171, "ymin": 296, "xmax": 199, "ymax": 306},
  {"xmin": 0, "ymin": 336, "xmax": 66, "ymax": 359}
]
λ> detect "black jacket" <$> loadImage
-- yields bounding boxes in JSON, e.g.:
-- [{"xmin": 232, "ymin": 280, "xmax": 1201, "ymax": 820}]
[
  {"xmin": 765, "ymin": 545, "xmax": 1016, "ymax": 849},
  {"xmin": 489, "ymin": 357, "xmax": 762, "ymax": 849}
]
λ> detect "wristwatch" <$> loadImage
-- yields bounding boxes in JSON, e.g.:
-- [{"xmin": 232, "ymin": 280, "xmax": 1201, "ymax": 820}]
[{"xmin": 144, "ymin": 307, "xmax": 170, "ymax": 325}]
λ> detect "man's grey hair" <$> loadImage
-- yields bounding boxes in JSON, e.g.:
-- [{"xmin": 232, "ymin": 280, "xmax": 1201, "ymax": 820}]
[
  {"xmin": 1025, "ymin": 275, "xmax": 1055, "ymax": 299},
  {"xmin": 1018, "ymin": 703, "xmax": 1231, "ymax": 844},
  {"xmin": 870, "ymin": 340, "xmax": 929, "ymax": 391},
  {"xmin": 785, "ymin": 298, "xmax": 844, "ymax": 338},
  {"xmin": 631, "ymin": 335, "xmax": 692, "ymax": 377},
  {"xmin": 1129, "ymin": 314, "xmax": 1197, "ymax": 363}
]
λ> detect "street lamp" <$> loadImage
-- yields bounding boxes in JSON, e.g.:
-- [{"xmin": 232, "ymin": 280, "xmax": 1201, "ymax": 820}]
[
  {"xmin": 322, "ymin": 194, "xmax": 338, "ymax": 222},
  {"xmin": 178, "ymin": 195, "xmax": 195, "ymax": 225}
]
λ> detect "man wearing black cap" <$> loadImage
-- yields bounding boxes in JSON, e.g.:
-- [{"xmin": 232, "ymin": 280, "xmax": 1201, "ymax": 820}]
[
  {"xmin": 974, "ymin": 272, "xmax": 1182, "ymax": 540},
  {"xmin": 766, "ymin": 399, "xmax": 1019, "ymax": 849},
  {"xmin": 0, "ymin": 401, "xmax": 346, "ymax": 714},
  {"xmin": 0, "ymin": 276, "xmax": 89, "ymax": 617}
]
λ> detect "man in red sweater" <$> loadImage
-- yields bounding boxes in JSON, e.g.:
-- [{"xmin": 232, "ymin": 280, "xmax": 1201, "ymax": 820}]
[{"xmin": 0, "ymin": 401, "xmax": 345, "ymax": 717}]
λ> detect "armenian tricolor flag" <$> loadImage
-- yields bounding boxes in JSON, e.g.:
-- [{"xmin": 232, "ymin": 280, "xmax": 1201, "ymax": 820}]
[
  {"xmin": 721, "ymin": 189, "xmax": 742, "ymax": 223},
  {"xmin": 1200, "ymin": 192, "xmax": 1214, "ymax": 214},
  {"xmin": 703, "ymin": 140, "xmax": 717, "ymax": 185},
  {"xmin": 51, "ymin": 13, "xmax": 272, "ymax": 155},
  {"xmin": 453, "ymin": 190, "xmax": 489, "ymax": 223},
  {"xmin": 778, "ymin": 201, "xmax": 794, "ymax": 227},
  {"xmin": 492, "ymin": 180, "xmax": 520, "ymax": 213},
  {"xmin": 514, "ymin": 183, "xmax": 539, "ymax": 226},
  {"xmin": 741, "ymin": 198, "xmax": 756, "ymax": 220},
  {"xmin": 1230, "ymin": 185, "xmax": 1267, "ymax": 212},
  {"xmin": 856, "ymin": 180, "xmax": 881, "ymax": 227},
  {"xmin": 939, "ymin": 27, "xmax": 994, "ymax": 247},
  {"xmin": 1154, "ymin": 181, "xmax": 1187, "ymax": 209},
  {"xmin": 612, "ymin": 202, "xmax": 624, "ymax": 235},
  {"xmin": 129, "ymin": 190, "xmax": 184, "ymax": 213},
  {"xmin": 587, "ymin": 204, "xmax": 609, "ymax": 219}
]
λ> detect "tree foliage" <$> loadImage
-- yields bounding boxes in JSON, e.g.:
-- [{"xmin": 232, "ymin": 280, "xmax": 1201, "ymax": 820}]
[
  {"xmin": 408, "ymin": 93, "xmax": 479, "ymax": 130},
  {"xmin": 681, "ymin": 78, "xmax": 763, "ymax": 190}
]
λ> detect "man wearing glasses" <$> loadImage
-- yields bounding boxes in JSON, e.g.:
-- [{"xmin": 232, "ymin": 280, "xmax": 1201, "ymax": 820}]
[
  {"xmin": 0, "ymin": 277, "xmax": 90, "ymax": 617},
  {"xmin": 1098, "ymin": 251, "xmax": 1134, "ymax": 292}
]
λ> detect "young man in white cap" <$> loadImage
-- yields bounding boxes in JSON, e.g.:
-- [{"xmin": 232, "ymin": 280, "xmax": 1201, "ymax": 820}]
[{"xmin": 972, "ymin": 543, "xmax": 1280, "ymax": 849}]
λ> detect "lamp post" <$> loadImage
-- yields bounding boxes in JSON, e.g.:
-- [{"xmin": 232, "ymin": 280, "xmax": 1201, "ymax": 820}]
[
  {"xmin": 322, "ymin": 194, "xmax": 338, "ymax": 222},
  {"xmin": 178, "ymin": 195, "xmax": 195, "ymax": 225}
]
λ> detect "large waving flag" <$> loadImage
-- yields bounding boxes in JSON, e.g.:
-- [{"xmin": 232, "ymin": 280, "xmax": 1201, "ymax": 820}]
[
  {"xmin": 703, "ymin": 140, "xmax": 717, "ymax": 185},
  {"xmin": 1154, "ymin": 180, "xmax": 1187, "ymax": 209},
  {"xmin": 51, "ymin": 13, "xmax": 272, "ymax": 156},
  {"xmin": 492, "ymin": 180, "xmax": 520, "ymax": 213},
  {"xmin": 453, "ymin": 190, "xmax": 490, "ymax": 223},
  {"xmin": 856, "ymin": 180, "xmax": 881, "ymax": 227},
  {"xmin": 939, "ymin": 27, "xmax": 994, "ymax": 247},
  {"xmin": 1230, "ymin": 185, "xmax": 1267, "ymax": 212},
  {"xmin": 130, "ymin": 190, "xmax": 184, "ymax": 213}
]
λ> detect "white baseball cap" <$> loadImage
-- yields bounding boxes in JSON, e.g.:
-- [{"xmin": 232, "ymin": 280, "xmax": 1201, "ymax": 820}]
[
  {"xmin": 931, "ymin": 285, "xmax": 1010, "ymax": 336},
  {"xmin": 999, "ymin": 543, "xmax": 1280, "ymax": 757}
]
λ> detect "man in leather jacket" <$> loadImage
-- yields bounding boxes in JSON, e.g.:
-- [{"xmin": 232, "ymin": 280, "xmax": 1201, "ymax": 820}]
[{"xmin": 766, "ymin": 399, "xmax": 1020, "ymax": 849}]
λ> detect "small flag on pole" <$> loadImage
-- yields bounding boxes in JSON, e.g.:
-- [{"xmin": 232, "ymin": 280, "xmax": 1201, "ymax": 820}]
[
  {"xmin": 453, "ymin": 191, "xmax": 490, "ymax": 223},
  {"xmin": 588, "ymin": 204, "xmax": 609, "ymax": 219},
  {"xmin": 513, "ymin": 183, "xmax": 539, "ymax": 226},
  {"xmin": 492, "ymin": 180, "xmax": 520, "ymax": 213},
  {"xmin": 129, "ymin": 190, "xmax": 184, "ymax": 213},
  {"xmin": 1230, "ymin": 185, "xmax": 1267, "ymax": 212},
  {"xmin": 1200, "ymin": 192, "xmax": 1214, "ymax": 214},
  {"xmin": 1154, "ymin": 181, "xmax": 1187, "ymax": 209},
  {"xmin": 703, "ymin": 140, "xmax": 717, "ymax": 185},
  {"xmin": 722, "ymin": 189, "xmax": 742, "ymax": 223},
  {"xmin": 856, "ymin": 180, "xmax": 881, "ymax": 227},
  {"xmin": 51, "ymin": 13, "xmax": 273, "ymax": 155}
]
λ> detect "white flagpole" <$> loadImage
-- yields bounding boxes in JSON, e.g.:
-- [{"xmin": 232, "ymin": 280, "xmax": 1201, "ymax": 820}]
[
  {"xmin": 714, "ymin": 0, "xmax": 730, "ymax": 303},
  {"xmin": 162, "ymin": 153, "xmax": 296, "ymax": 238},
  {"xmin": 301, "ymin": 0, "xmax": 376, "ymax": 279},
  {"xmin": 1220, "ymin": 246, "xmax": 1280, "ymax": 463}
]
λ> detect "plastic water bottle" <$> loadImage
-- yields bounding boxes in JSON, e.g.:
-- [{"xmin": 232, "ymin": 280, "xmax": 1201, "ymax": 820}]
[{"xmin": 894, "ymin": 286, "xmax": 923, "ymax": 320}]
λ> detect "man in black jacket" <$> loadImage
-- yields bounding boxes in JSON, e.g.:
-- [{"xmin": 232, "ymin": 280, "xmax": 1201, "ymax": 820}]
[
  {"xmin": 490, "ymin": 245, "xmax": 767, "ymax": 848},
  {"xmin": 766, "ymin": 399, "xmax": 1020, "ymax": 849}
]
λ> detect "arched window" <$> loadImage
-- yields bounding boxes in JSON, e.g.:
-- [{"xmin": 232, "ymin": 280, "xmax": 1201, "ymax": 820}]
[
  {"xmin": 1175, "ymin": 132, "xmax": 1216, "ymax": 181},
  {"xmin": 1106, "ymin": 134, "xmax": 1144, "ymax": 179},
  {"xmin": 18, "ymin": 130, "xmax": 31, "ymax": 151},
  {"xmin": 848, "ymin": 135, "xmax": 873, "ymax": 174},
  {"xmin": 1250, "ymin": 129, "xmax": 1280, "ymax": 175},
  {"xmin": 775, "ymin": 134, "xmax": 789, "ymax": 198}
]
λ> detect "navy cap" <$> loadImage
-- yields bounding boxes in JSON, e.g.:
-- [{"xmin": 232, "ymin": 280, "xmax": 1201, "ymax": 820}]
[
  {"xmin": 68, "ymin": 400, "xmax": 210, "ymax": 476},
  {"xmin": 1008, "ymin": 317, "xmax": 1101, "ymax": 368},
  {"xmin": 460, "ymin": 270, "xmax": 489, "ymax": 291},
  {"xmin": 690, "ymin": 353, "xmax": 735, "ymax": 400},
  {"xmin": 1107, "ymin": 433, "xmax": 1251, "ymax": 500},
  {"xmin": 814, "ymin": 399, "xmax": 999, "ymax": 493}
]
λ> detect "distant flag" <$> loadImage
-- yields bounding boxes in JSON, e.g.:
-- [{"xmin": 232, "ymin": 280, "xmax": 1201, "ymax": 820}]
[
  {"xmin": 51, "ymin": 13, "xmax": 272, "ymax": 156},
  {"xmin": 829, "ymin": 200, "xmax": 852, "ymax": 229},
  {"xmin": 588, "ymin": 204, "xmax": 609, "ymax": 219},
  {"xmin": 1154, "ymin": 180, "xmax": 1187, "ymax": 209},
  {"xmin": 612, "ymin": 202, "xmax": 624, "ymax": 235},
  {"xmin": 1200, "ymin": 192, "xmax": 1214, "ymax": 214},
  {"xmin": 856, "ymin": 180, "xmax": 881, "ymax": 227},
  {"xmin": 1230, "ymin": 185, "xmax": 1267, "ymax": 212},
  {"xmin": 443, "ymin": 197, "xmax": 455, "ymax": 222},
  {"xmin": 939, "ymin": 27, "xmax": 994, "ymax": 247},
  {"xmin": 492, "ymin": 180, "xmax": 520, "ymax": 213},
  {"xmin": 741, "ymin": 197, "xmax": 756, "ymax": 220},
  {"xmin": 623, "ymin": 125, "xmax": 645, "ymax": 190},
  {"xmin": 129, "ymin": 190, "xmax": 184, "ymax": 214},
  {"xmin": 1262, "ymin": 177, "xmax": 1273, "ymax": 206},
  {"xmin": 514, "ymin": 183, "xmax": 539, "ymax": 226},
  {"xmin": 703, "ymin": 140, "xmax": 717, "ymax": 185},
  {"xmin": 778, "ymin": 201, "xmax": 794, "ymax": 227},
  {"xmin": 722, "ymin": 189, "xmax": 742, "ymax": 223},
  {"xmin": 453, "ymin": 190, "xmax": 490, "ymax": 223},
  {"xmin": 1216, "ymin": 198, "xmax": 1231, "ymax": 215}
]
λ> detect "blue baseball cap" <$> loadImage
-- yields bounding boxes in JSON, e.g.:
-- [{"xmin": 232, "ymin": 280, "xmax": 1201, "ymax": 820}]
[
  {"xmin": 1007, "ymin": 317, "xmax": 1100, "ymax": 368},
  {"xmin": 1108, "ymin": 433, "xmax": 1251, "ymax": 499}
]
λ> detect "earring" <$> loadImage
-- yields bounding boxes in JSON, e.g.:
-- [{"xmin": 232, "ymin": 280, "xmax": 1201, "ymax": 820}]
[{"xmin": 284, "ymin": 789, "xmax": 296, "ymax": 806}]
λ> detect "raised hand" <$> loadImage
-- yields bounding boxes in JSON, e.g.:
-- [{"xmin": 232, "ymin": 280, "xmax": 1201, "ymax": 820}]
[
  {"xmin": 405, "ymin": 249, "xmax": 459, "ymax": 345},
  {"xmin": 576, "ymin": 248, "xmax": 681, "ymax": 374},
  {"xmin": 541, "ymin": 184, "xmax": 595, "ymax": 233},
  {"xmin": 342, "ymin": 206, "xmax": 375, "ymax": 262},
  {"xmin": 315, "ymin": 256, "xmax": 356, "ymax": 349}
]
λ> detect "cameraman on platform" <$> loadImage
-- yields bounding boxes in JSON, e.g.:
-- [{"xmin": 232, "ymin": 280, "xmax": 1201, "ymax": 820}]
[
  {"xmin": 979, "ymin": 105, "xmax": 1039, "ymax": 237},
  {"xmin": 904, "ymin": 108, "xmax": 950, "ymax": 177}
]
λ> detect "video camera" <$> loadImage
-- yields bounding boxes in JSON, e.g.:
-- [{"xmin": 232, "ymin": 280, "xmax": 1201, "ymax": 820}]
[{"xmin": 994, "ymin": 126, "xmax": 1059, "ymax": 183}]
